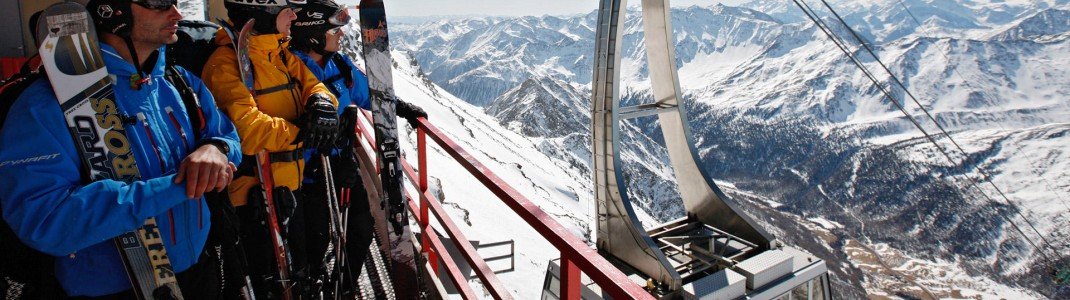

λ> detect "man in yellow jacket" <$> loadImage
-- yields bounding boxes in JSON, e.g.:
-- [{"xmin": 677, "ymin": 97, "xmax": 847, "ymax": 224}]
[{"xmin": 200, "ymin": 0, "xmax": 338, "ymax": 297}]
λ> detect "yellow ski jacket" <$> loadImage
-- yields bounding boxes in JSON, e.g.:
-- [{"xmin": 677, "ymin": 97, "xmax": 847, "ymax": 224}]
[{"xmin": 202, "ymin": 27, "xmax": 337, "ymax": 206}]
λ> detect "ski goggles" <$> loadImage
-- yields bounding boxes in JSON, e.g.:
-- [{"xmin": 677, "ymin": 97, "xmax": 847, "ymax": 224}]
[
  {"xmin": 130, "ymin": 0, "xmax": 178, "ymax": 10},
  {"xmin": 261, "ymin": 3, "xmax": 298, "ymax": 16},
  {"xmin": 327, "ymin": 6, "xmax": 352, "ymax": 27}
]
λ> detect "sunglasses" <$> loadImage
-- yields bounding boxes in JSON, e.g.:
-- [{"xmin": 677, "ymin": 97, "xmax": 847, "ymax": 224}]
[{"xmin": 131, "ymin": 0, "xmax": 177, "ymax": 10}]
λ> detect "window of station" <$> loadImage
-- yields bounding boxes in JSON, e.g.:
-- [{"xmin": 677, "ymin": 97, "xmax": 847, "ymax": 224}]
[{"xmin": 775, "ymin": 275, "xmax": 830, "ymax": 300}]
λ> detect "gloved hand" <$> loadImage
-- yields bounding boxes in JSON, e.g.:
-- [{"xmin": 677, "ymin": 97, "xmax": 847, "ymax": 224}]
[
  {"xmin": 334, "ymin": 148, "xmax": 361, "ymax": 189},
  {"xmin": 337, "ymin": 105, "xmax": 361, "ymax": 148},
  {"xmin": 396, "ymin": 99, "xmax": 427, "ymax": 127},
  {"xmin": 295, "ymin": 93, "xmax": 339, "ymax": 150}
]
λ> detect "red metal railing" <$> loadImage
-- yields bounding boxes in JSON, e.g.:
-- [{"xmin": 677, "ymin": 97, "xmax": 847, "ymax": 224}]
[{"xmin": 354, "ymin": 110, "xmax": 653, "ymax": 299}]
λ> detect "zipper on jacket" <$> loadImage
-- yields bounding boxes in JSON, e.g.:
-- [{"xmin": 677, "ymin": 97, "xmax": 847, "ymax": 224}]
[
  {"xmin": 138, "ymin": 113, "xmax": 178, "ymax": 246},
  {"xmin": 165, "ymin": 107, "xmax": 203, "ymax": 230}
]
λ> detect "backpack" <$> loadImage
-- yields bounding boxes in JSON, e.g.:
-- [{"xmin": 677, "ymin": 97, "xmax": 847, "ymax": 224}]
[
  {"xmin": 0, "ymin": 57, "xmax": 42, "ymax": 130},
  {"xmin": 167, "ymin": 20, "xmax": 221, "ymax": 77}
]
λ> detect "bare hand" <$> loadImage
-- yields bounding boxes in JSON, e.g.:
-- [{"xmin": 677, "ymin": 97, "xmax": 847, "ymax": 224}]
[{"xmin": 173, "ymin": 144, "xmax": 236, "ymax": 199}]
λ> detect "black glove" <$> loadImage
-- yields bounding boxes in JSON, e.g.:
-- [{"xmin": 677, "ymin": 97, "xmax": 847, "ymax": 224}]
[
  {"xmin": 296, "ymin": 93, "xmax": 339, "ymax": 150},
  {"xmin": 396, "ymin": 99, "xmax": 427, "ymax": 127},
  {"xmin": 333, "ymin": 106, "xmax": 361, "ymax": 189},
  {"xmin": 337, "ymin": 105, "xmax": 361, "ymax": 148},
  {"xmin": 333, "ymin": 148, "xmax": 360, "ymax": 189}
]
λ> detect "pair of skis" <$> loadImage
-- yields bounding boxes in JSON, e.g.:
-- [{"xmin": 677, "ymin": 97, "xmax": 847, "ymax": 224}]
[
  {"xmin": 37, "ymin": 3, "xmax": 181, "ymax": 299},
  {"xmin": 359, "ymin": 0, "xmax": 422, "ymax": 298}
]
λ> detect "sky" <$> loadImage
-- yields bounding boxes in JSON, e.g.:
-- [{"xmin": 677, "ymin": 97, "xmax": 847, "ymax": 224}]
[{"xmin": 336, "ymin": 0, "xmax": 749, "ymax": 17}]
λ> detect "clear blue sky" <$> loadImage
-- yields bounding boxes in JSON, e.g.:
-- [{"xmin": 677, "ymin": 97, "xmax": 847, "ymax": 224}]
[{"xmin": 336, "ymin": 0, "xmax": 748, "ymax": 17}]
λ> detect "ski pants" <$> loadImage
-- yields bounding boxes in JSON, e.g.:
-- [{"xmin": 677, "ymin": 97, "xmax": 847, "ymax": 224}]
[
  {"xmin": 69, "ymin": 244, "xmax": 223, "ymax": 299},
  {"xmin": 235, "ymin": 185, "xmax": 313, "ymax": 299}
]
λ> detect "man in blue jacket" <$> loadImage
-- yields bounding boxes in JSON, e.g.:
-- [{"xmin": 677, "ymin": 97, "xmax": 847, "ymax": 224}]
[
  {"xmin": 288, "ymin": 0, "xmax": 427, "ymax": 290},
  {"xmin": 0, "ymin": 0, "xmax": 242, "ymax": 297}
]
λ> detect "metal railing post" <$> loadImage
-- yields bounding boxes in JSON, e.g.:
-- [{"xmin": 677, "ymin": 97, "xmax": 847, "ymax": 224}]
[
  {"xmin": 560, "ymin": 256, "xmax": 581, "ymax": 300},
  {"xmin": 417, "ymin": 122, "xmax": 438, "ymax": 273}
]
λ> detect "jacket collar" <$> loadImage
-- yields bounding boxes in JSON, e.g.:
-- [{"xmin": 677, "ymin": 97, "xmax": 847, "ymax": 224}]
[
  {"xmin": 249, "ymin": 33, "xmax": 291, "ymax": 53},
  {"xmin": 213, "ymin": 23, "xmax": 291, "ymax": 55},
  {"xmin": 100, "ymin": 43, "xmax": 167, "ymax": 78}
]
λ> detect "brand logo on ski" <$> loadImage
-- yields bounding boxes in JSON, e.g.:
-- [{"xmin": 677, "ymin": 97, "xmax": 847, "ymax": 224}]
[
  {"xmin": 136, "ymin": 219, "xmax": 177, "ymax": 284},
  {"xmin": 71, "ymin": 115, "xmax": 113, "ymax": 179},
  {"xmin": 89, "ymin": 93, "xmax": 140, "ymax": 181},
  {"xmin": 229, "ymin": 0, "xmax": 280, "ymax": 5}
]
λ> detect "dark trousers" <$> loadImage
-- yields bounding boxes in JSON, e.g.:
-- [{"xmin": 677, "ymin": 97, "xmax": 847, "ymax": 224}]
[
  {"xmin": 235, "ymin": 186, "xmax": 312, "ymax": 299},
  {"xmin": 302, "ymin": 179, "xmax": 375, "ymax": 277},
  {"xmin": 70, "ymin": 246, "xmax": 222, "ymax": 299}
]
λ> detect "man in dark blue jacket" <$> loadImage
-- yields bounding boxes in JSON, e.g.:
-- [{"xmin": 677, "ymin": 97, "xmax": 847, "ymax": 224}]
[{"xmin": 0, "ymin": 0, "xmax": 242, "ymax": 297}]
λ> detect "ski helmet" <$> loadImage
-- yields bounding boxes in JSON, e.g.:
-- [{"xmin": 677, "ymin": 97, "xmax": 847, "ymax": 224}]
[
  {"xmin": 224, "ymin": 0, "xmax": 307, "ymax": 34},
  {"xmin": 86, "ymin": 0, "xmax": 179, "ymax": 89},
  {"xmin": 290, "ymin": 0, "xmax": 350, "ymax": 54},
  {"xmin": 87, "ymin": 0, "xmax": 178, "ymax": 37}
]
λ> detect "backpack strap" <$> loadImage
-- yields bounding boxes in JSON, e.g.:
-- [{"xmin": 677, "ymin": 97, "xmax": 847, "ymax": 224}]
[
  {"xmin": 163, "ymin": 65, "xmax": 205, "ymax": 139},
  {"xmin": 329, "ymin": 53, "xmax": 354, "ymax": 88},
  {"xmin": 318, "ymin": 53, "xmax": 354, "ymax": 98},
  {"xmin": 254, "ymin": 79, "xmax": 298, "ymax": 96}
]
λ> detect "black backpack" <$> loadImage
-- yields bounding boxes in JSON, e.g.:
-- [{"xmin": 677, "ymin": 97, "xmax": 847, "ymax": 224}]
[
  {"xmin": 167, "ymin": 20, "xmax": 221, "ymax": 77},
  {"xmin": 0, "ymin": 57, "xmax": 43, "ymax": 130}
]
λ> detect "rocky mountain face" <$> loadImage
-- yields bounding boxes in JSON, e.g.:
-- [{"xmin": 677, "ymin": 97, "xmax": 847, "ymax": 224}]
[{"xmin": 391, "ymin": 1, "xmax": 1070, "ymax": 298}]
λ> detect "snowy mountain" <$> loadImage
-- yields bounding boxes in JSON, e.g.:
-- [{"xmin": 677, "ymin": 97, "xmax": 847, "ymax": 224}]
[
  {"xmin": 387, "ymin": 0, "xmax": 1070, "ymax": 298},
  {"xmin": 176, "ymin": 0, "xmax": 204, "ymax": 21}
]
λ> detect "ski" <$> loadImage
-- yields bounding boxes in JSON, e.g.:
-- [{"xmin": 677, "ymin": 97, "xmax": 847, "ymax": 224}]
[
  {"xmin": 36, "ymin": 2, "xmax": 181, "ymax": 299},
  {"xmin": 226, "ymin": 19, "xmax": 294, "ymax": 299},
  {"xmin": 358, "ymin": 0, "xmax": 420, "ymax": 298}
]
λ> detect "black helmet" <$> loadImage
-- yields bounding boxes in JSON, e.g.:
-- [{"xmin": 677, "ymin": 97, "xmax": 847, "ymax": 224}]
[
  {"xmin": 290, "ymin": 0, "xmax": 350, "ymax": 54},
  {"xmin": 87, "ymin": 0, "xmax": 177, "ymax": 37},
  {"xmin": 224, "ymin": 0, "xmax": 306, "ymax": 34},
  {"xmin": 86, "ymin": 0, "xmax": 179, "ymax": 89}
]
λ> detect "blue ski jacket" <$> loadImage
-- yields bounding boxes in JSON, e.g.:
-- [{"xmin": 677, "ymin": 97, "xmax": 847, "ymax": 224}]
[
  {"xmin": 0, "ymin": 44, "xmax": 242, "ymax": 296},
  {"xmin": 293, "ymin": 51, "xmax": 371, "ymax": 112}
]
